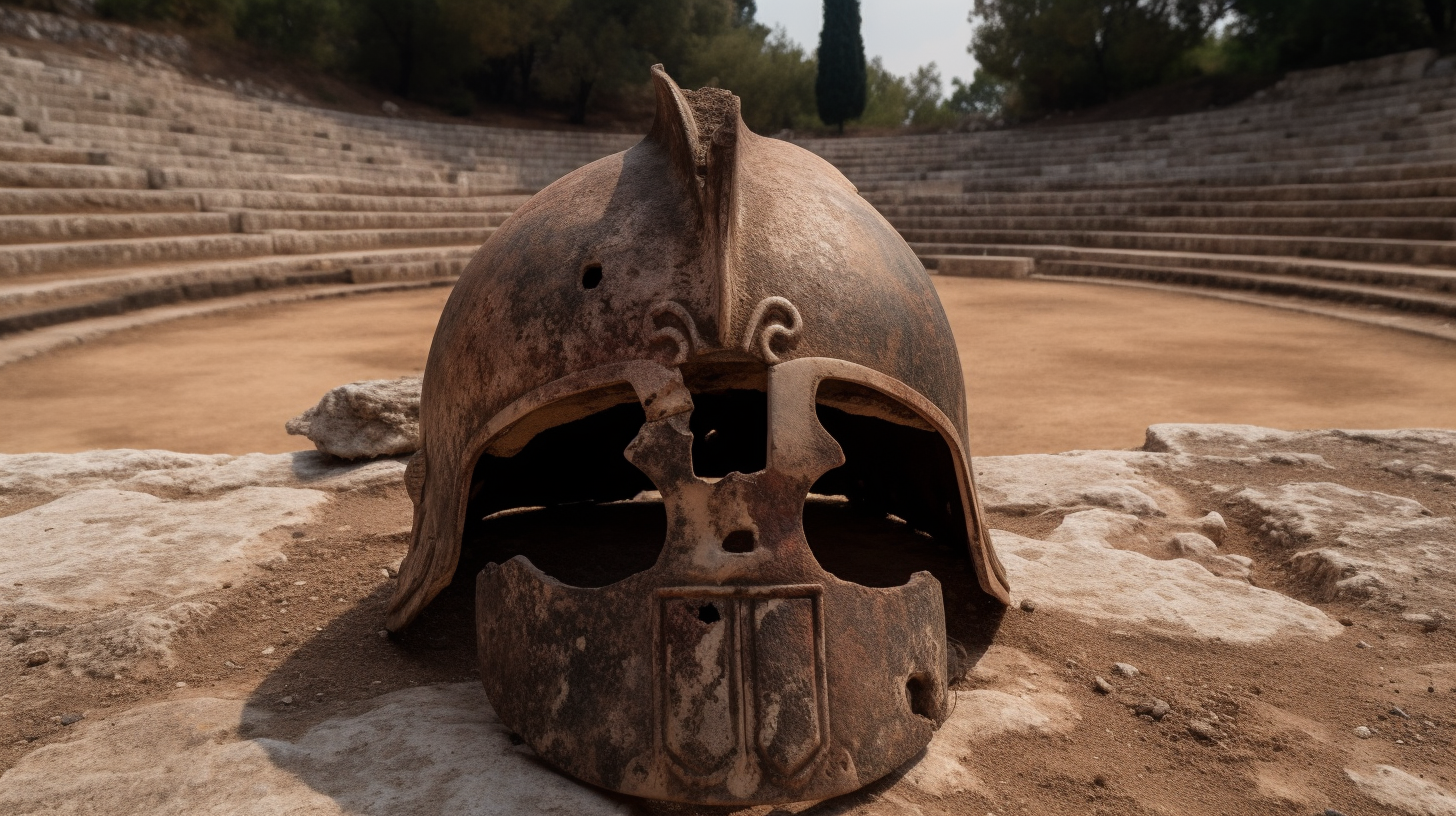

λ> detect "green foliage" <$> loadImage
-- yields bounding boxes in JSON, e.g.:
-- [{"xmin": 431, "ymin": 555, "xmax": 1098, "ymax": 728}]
[
  {"xmin": 1224, "ymin": 0, "xmax": 1437, "ymax": 74},
  {"xmin": 856, "ymin": 59, "xmax": 958, "ymax": 128},
  {"xmin": 96, "ymin": 0, "xmax": 234, "ymax": 25},
  {"xmin": 234, "ymin": 0, "xmax": 339, "ymax": 59},
  {"xmin": 682, "ymin": 24, "xmax": 820, "ymax": 132},
  {"xmin": 86, "ymin": 0, "xmax": 969, "ymax": 130},
  {"xmin": 815, "ymin": 0, "xmax": 867, "ymax": 130},
  {"xmin": 971, "ymin": 0, "xmax": 1455, "ymax": 119},
  {"xmin": 971, "ymin": 0, "xmax": 1216, "ymax": 117},
  {"xmin": 946, "ymin": 69, "xmax": 1011, "ymax": 119}
]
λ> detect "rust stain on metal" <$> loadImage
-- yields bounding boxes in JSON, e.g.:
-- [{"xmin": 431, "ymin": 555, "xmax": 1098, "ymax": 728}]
[{"xmin": 387, "ymin": 66, "xmax": 1009, "ymax": 805}]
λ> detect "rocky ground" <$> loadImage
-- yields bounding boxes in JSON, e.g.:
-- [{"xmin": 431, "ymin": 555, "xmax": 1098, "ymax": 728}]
[{"xmin": 1, "ymin": 423, "xmax": 1454, "ymax": 815}]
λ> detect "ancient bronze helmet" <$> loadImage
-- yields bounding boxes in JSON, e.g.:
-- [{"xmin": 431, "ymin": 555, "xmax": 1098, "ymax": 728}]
[{"xmin": 387, "ymin": 66, "xmax": 1009, "ymax": 805}]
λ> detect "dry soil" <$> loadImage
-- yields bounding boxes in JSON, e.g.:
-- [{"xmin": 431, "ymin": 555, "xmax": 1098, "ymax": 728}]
[{"xmin": 0, "ymin": 278, "xmax": 1451, "ymax": 456}]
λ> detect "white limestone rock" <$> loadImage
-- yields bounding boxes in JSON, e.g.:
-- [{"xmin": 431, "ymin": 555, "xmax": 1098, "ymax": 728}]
[
  {"xmin": 0, "ymin": 486, "xmax": 326, "ymax": 612},
  {"xmin": 1166, "ymin": 532, "xmax": 1252, "ymax": 581},
  {"xmin": 974, "ymin": 451, "xmax": 1173, "ymax": 517},
  {"xmin": 1145, "ymin": 423, "xmax": 1456, "ymax": 464},
  {"xmin": 286, "ymin": 377, "xmax": 421, "ymax": 460},
  {"xmin": 53, "ymin": 602, "xmax": 217, "ymax": 678},
  {"xmin": 900, "ymin": 646, "xmax": 1075, "ymax": 798},
  {"xmin": 0, "ymin": 684, "xmax": 630, "ymax": 816},
  {"xmin": 993, "ymin": 510, "xmax": 1341, "ymax": 643},
  {"xmin": 1345, "ymin": 766, "xmax": 1456, "ymax": 816},
  {"xmin": 0, "ymin": 449, "xmax": 405, "ymax": 497},
  {"xmin": 1232, "ymin": 483, "xmax": 1456, "ymax": 610}
]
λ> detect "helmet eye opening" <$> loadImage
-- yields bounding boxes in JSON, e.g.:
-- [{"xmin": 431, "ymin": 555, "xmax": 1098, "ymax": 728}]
[{"xmin": 463, "ymin": 396, "xmax": 661, "ymax": 589}]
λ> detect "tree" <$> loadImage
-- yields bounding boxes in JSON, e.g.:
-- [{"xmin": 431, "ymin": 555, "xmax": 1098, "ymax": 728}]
[
  {"xmin": 815, "ymin": 0, "xmax": 866, "ymax": 132},
  {"xmin": 970, "ymin": 0, "xmax": 1221, "ymax": 116},
  {"xmin": 1226, "ymin": 0, "xmax": 1436, "ymax": 74}
]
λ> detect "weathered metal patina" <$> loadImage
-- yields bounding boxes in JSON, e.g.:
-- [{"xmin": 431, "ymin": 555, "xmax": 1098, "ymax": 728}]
[{"xmin": 387, "ymin": 66, "xmax": 1009, "ymax": 805}]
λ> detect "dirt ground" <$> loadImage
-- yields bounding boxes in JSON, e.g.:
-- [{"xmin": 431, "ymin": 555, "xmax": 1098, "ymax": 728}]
[
  {"xmin": 0, "ymin": 278, "xmax": 1451, "ymax": 457},
  {"xmin": 3, "ymin": 474, "xmax": 1452, "ymax": 815}
]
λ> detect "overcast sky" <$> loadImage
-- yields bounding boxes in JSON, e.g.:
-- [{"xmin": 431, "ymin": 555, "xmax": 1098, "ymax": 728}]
[{"xmin": 754, "ymin": 0, "xmax": 980, "ymax": 87}]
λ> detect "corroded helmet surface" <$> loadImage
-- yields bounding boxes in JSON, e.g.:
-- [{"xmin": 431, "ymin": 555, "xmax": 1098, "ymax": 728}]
[{"xmin": 388, "ymin": 66, "xmax": 1009, "ymax": 805}]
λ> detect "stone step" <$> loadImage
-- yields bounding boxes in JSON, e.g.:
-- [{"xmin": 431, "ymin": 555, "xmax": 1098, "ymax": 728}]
[
  {"xmin": 233, "ymin": 210, "xmax": 504, "ymax": 233},
  {"xmin": 0, "ymin": 244, "xmax": 476, "ymax": 335},
  {"xmin": 877, "ymin": 197, "xmax": 1456, "ymax": 219},
  {"xmin": 0, "ymin": 232, "xmax": 272, "ymax": 279},
  {"xmin": 0, "ymin": 162, "xmax": 147, "ymax": 189},
  {"xmin": 903, "ymin": 228, "xmax": 1456, "ymax": 266},
  {"xmin": 1034, "ymin": 259, "xmax": 1456, "ymax": 317},
  {"xmin": 905, "ymin": 243, "xmax": 1456, "ymax": 293},
  {"xmin": 266, "ymin": 227, "xmax": 492, "ymax": 257},
  {"xmin": 891, "ymin": 214, "xmax": 1456, "ymax": 241},
  {"xmin": 0, "ymin": 226, "xmax": 491, "ymax": 279},
  {"xmin": 918, "ymin": 254, "xmax": 1033, "ymax": 278},
  {"xmin": 867, "ymin": 177, "xmax": 1456, "ymax": 206},
  {"xmin": 194, "ymin": 189, "xmax": 527, "ymax": 214},
  {"xmin": 0, "ymin": 211, "xmax": 231, "ymax": 245},
  {"xmin": 0, "ymin": 141, "xmax": 106, "ymax": 165},
  {"xmin": 150, "ymin": 168, "xmax": 467, "ymax": 197},
  {"xmin": 0, "ymin": 188, "xmax": 200, "ymax": 214}
]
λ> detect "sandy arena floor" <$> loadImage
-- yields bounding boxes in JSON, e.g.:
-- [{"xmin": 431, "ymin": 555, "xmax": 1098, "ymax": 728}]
[{"xmin": 0, "ymin": 277, "xmax": 1451, "ymax": 456}]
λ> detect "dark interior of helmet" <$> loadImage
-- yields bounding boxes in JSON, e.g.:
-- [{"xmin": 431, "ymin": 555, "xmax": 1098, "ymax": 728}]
[{"xmin": 459, "ymin": 376, "xmax": 991, "ymax": 616}]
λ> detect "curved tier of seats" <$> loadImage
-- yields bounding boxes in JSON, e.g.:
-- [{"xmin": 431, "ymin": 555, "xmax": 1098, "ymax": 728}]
[
  {"xmin": 0, "ymin": 41, "xmax": 637, "ymax": 354},
  {"xmin": 797, "ymin": 49, "xmax": 1456, "ymax": 336},
  {"xmin": 4, "ymin": 39, "xmax": 1454, "ymax": 357}
]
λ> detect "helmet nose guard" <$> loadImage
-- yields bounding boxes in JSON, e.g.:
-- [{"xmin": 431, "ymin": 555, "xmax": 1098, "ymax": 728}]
[
  {"xmin": 478, "ymin": 358, "xmax": 950, "ymax": 804},
  {"xmin": 387, "ymin": 66, "xmax": 1009, "ymax": 805}
]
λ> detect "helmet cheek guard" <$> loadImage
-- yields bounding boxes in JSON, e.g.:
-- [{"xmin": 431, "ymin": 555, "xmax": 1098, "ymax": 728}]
[{"xmin": 387, "ymin": 67, "xmax": 1009, "ymax": 806}]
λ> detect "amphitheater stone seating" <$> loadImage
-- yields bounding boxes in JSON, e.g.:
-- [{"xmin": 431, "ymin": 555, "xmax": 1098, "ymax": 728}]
[
  {"xmin": 3, "ymin": 34, "xmax": 1454, "ymax": 355},
  {"xmin": 0, "ymin": 39, "xmax": 637, "ymax": 350},
  {"xmin": 796, "ymin": 49, "xmax": 1456, "ymax": 334}
]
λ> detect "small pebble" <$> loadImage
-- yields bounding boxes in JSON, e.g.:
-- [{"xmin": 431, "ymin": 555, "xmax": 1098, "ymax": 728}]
[
  {"xmin": 1135, "ymin": 699, "xmax": 1171, "ymax": 721},
  {"xmin": 378, "ymin": 629, "xmax": 390, "ymax": 638},
  {"xmin": 1395, "ymin": 739, "xmax": 1406, "ymax": 745},
  {"xmin": 1325, "ymin": 809, "xmax": 1349, "ymax": 816},
  {"xmin": 175, "ymin": 681, "xmax": 186, "ymax": 688},
  {"xmin": 1019, "ymin": 598, "xmax": 1037, "ymax": 613},
  {"xmin": 225, "ymin": 661, "xmax": 241, "ymax": 669},
  {"xmin": 1391, "ymin": 707, "xmax": 1409, "ymax": 719},
  {"xmin": 1186, "ymin": 720, "xmax": 1219, "ymax": 741},
  {"xmin": 58, "ymin": 713, "xmax": 83, "ymax": 726},
  {"xmin": 1354, "ymin": 726, "xmax": 1373, "ymax": 739},
  {"xmin": 261, "ymin": 646, "xmax": 275, "ymax": 655},
  {"xmin": 1093, "ymin": 676, "xmax": 1113, "ymax": 695},
  {"xmin": 25, "ymin": 651, "xmax": 49, "ymax": 667},
  {"xmin": 1356, "ymin": 641, "xmax": 1371, "ymax": 649},
  {"xmin": 1424, "ymin": 720, "xmax": 1437, "ymax": 728},
  {"xmin": 1093, "ymin": 774, "xmax": 1108, "ymax": 787},
  {"xmin": 1112, "ymin": 662, "xmax": 1139, "ymax": 678},
  {"xmin": 281, "ymin": 696, "xmax": 294, "ymax": 705},
  {"xmin": 293, "ymin": 580, "xmax": 306, "ymax": 586}
]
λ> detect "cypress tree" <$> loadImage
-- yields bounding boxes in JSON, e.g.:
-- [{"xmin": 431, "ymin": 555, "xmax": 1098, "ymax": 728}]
[{"xmin": 815, "ymin": 0, "xmax": 867, "ymax": 133}]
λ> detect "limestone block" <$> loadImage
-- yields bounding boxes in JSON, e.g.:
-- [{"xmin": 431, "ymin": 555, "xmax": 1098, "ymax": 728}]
[
  {"xmin": 287, "ymin": 377, "xmax": 422, "ymax": 460},
  {"xmin": 1232, "ymin": 482, "xmax": 1456, "ymax": 611},
  {"xmin": 0, "ymin": 486, "xmax": 326, "ymax": 611},
  {"xmin": 0, "ymin": 685, "xmax": 631, "ymax": 816},
  {"xmin": 1345, "ymin": 766, "xmax": 1456, "ymax": 816},
  {"xmin": 993, "ymin": 510, "xmax": 1341, "ymax": 643},
  {"xmin": 0, "ymin": 449, "xmax": 405, "ymax": 497},
  {"xmin": 974, "ymin": 450, "xmax": 1174, "ymax": 517}
]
